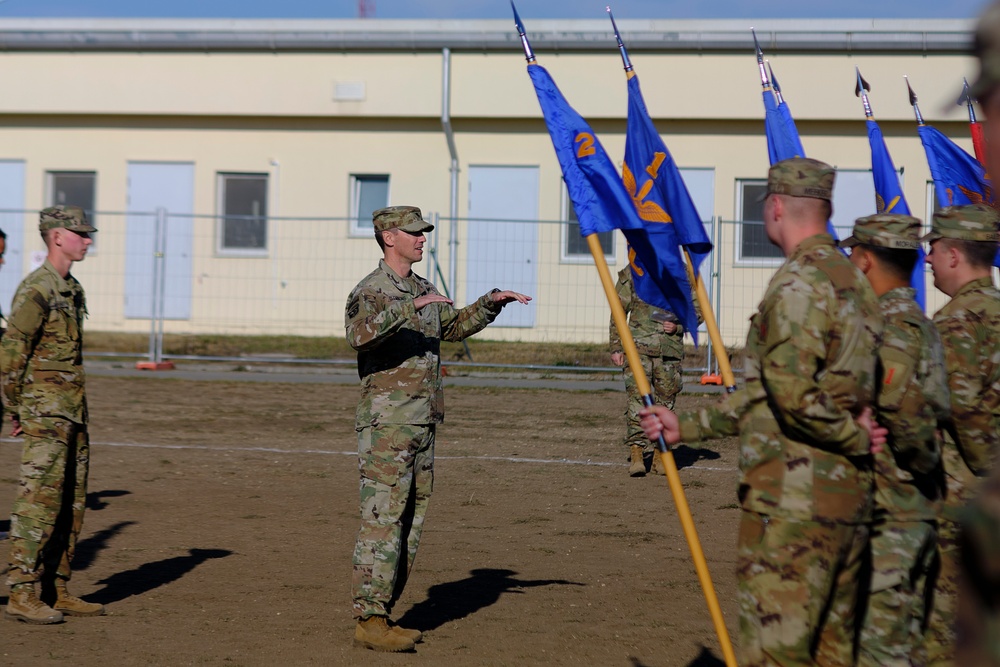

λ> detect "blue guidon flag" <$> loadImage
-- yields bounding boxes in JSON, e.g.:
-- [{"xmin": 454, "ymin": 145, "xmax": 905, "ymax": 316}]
[
  {"xmin": 763, "ymin": 87, "xmax": 805, "ymax": 165},
  {"xmin": 867, "ymin": 118, "xmax": 926, "ymax": 307},
  {"xmin": 623, "ymin": 74, "xmax": 711, "ymax": 341},
  {"xmin": 918, "ymin": 124, "xmax": 1000, "ymax": 267},
  {"xmin": 526, "ymin": 63, "xmax": 697, "ymax": 336}
]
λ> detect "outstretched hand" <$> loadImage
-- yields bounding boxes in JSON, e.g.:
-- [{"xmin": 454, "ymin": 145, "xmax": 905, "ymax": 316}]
[
  {"xmin": 414, "ymin": 294, "xmax": 453, "ymax": 311},
  {"xmin": 492, "ymin": 290, "xmax": 532, "ymax": 306}
]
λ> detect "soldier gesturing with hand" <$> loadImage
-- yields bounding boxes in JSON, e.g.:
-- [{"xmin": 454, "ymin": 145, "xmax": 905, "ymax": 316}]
[{"xmin": 346, "ymin": 205, "xmax": 529, "ymax": 653}]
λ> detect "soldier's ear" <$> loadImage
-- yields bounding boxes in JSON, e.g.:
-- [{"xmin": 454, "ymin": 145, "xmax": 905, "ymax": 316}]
[
  {"xmin": 858, "ymin": 248, "xmax": 872, "ymax": 273},
  {"xmin": 947, "ymin": 243, "xmax": 962, "ymax": 268}
]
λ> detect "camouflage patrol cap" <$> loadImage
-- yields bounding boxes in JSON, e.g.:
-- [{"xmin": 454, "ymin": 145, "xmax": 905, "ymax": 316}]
[
  {"xmin": 921, "ymin": 204, "xmax": 1000, "ymax": 243},
  {"xmin": 840, "ymin": 214, "xmax": 922, "ymax": 250},
  {"xmin": 39, "ymin": 205, "xmax": 97, "ymax": 233},
  {"xmin": 758, "ymin": 157, "xmax": 835, "ymax": 202},
  {"xmin": 971, "ymin": 0, "xmax": 1000, "ymax": 99},
  {"xmin": 372, "ymin": 206, "xmax": 434, "ymax": 234}
]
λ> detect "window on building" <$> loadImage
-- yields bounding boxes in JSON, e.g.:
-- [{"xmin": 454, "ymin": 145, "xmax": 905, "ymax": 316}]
[
  {"xmin": 738, "ymin": 169, "xmax": 883, "ymax": 262},
  {"xmin": 926, "ymin": 181, "xmax": 941, "ymax": 223},
  {"xmin": 48, "ymin": 170, "xmax": 96, "ymax": 227},
  {"xmin": 736, "ymin": 180, "xmax": 782, "ymax": 262},
  {"xmin": 562, "ymin": 188, "xmax": 614, "ymax": 262},
  {"xmin": 350, "ymin": 174, "xmax": 390, "ymax": 236},
  {"xmin": 829, "ymin": 168, "xmax": 878, "ymax": 240},
  {"xmin": 218, "ymin": 173, "xmax": 268, "ymax": 254}
]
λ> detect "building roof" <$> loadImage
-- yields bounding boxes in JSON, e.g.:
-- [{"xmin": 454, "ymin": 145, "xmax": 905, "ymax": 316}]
[{"xmin": 0, "ymin": 18, "xmax": 976, "ymax": 53}]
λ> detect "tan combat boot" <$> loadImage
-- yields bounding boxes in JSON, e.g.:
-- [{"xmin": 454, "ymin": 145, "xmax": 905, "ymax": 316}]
[
  {"xmin": 41, "ymin": 579, "xmax": 105, "ymax": 617},
  {"xmin": 628, "ymin": 445, "xmax": 646, "ymax": 477},
  {"xmin": 4, "ymin": 584, "xmax": 64, "ymax": 624},
  {"xmin": 354, "ymin": 615, "xmax": 416, "ymax": 652},
  {"xmin": 388, "ymin": 618, "xmax": 423, "ymax": 643},
  {"xmin": 651, "ymin": 451, "xmax": 664, "ymax": 475}
]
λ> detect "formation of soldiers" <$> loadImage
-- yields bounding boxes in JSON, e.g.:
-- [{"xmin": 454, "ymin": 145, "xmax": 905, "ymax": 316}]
[{"xmin": 640, "ymin": 161, "xmax": 999, "ymax": 664}]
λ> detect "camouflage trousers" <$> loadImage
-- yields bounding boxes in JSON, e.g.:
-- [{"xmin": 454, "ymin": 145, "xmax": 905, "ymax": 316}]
[
  {"xmin": 924, "ymin": 518, "xmax": 959, "ymax": 666},
  {"xmin": 737, "ymin": 511, "xmax": 869, "ymax": 667},
  {"xmin": 623, "ymin": 355, "xmax": 681, "ymax": 452},
  {"xmin": 858, "ymin": 519, "xmax": 938, "ymax": 667},
  {"xmin": 7, "ymin": 418, "xmax": 89, "ymax": 586},
  {"xmin": 351, "ymin": 422, "xmax": 435, "ymax": 619}
]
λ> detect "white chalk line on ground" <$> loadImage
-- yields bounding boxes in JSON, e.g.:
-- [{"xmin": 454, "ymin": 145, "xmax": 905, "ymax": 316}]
[{"xmin": 0, "ymin": 437, "xmax": 735, "ymax": 472}]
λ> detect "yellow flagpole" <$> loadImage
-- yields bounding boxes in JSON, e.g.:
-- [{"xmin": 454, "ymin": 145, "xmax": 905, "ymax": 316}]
[
  {"xmin": 682, "ymin": 249, "xmax": 736, "ymax": 391},
  {"xmin": 588, "ymin": 234, "xmax": 737, "ymax": 667}
]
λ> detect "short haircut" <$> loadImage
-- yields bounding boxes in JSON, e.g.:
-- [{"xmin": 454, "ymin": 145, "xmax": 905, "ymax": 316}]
[
  {"xmin": 858, "ymin": 243, "xmax": 917, "ymax": 281},
  {"xmin": 375, "ymin": 229, "xmax": 392, "ymax": 252},
  {"xmin": 942, "ymin": 237, "xmax": 999, "ymax": 269},
  {"xmin": 0, "ymin": 228, "xmax": 6, "ymax": 240},
  {"xmin": 782, "ymin": 195, "xmax": 832, "ymax": 225}
]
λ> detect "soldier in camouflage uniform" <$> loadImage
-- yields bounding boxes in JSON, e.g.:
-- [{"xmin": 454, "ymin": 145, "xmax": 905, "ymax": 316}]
[
  {"xmin": 2, "ymin": 206, "xmax": 103, "ymax": 624},
  {"xmin": 346, "ymin": 205, "xmax": 530, "ymax": 652},
  {"xmin": 919, "ymin": 204, "xmax": 1000, "ymax": 665},
  {"xmin": 640, "ymin": 158, "xmax": 885, "ymax": 666},
  {"xmin": 609, "ymin": 266, "xmax": 698, "ymax": 477},
  {"xmin": 952, "ymin": 8, "xmax": 1000, "ymax": 664},
  {"xmin": 841, "ymin": 215, "xmax": 950, "ymax": 666}
]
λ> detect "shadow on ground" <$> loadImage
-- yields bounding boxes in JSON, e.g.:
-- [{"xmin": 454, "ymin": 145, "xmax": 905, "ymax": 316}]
[
  {"xmin": 673, "ymin": 445, "xmax": 722, "ymax": 470},
  {"xmin": 397, "ymin": 567, "xmax": 584, "ymax": 632},
  {"xmin": 629, "ymin": 645, "xmax": 725, "ymax": 667},
  {"xmin": 86, "ymin": 489, "xmax": 132, "ymax": 511},
  {"xmin": 87, "ymin": 548, "xmax": 233, "ymax": 606},
  {"xmin": 74, "ymin": 520, "xmax": 137, "ymax": 572}
]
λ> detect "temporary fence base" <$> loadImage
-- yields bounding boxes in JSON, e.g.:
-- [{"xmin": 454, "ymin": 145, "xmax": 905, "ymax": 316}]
[
  {"xmin": 700, "ymin": 374, "xmax": 723, "ymax": 386},
  {"xmin": 135, "ymin": 361, "xmax": 175, "ymax": 371}
]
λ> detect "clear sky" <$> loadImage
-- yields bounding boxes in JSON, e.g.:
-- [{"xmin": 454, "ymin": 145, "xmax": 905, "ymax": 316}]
[{"xmin": 0, "ymin": 0, "xmax": 991, "ymax": 20}]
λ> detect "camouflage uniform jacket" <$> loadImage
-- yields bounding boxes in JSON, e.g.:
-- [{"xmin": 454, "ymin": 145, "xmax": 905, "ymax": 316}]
[
  {"xmin": 957, "ymin": 465, "xmax": 1000, "ymax": 665},
  {"xmin": 933, "ymin": 276, "xmax": 1000, "ymax": 519},
  {"xmin": 0, "ymin": 259, "xmax": 88, "ymax": 424},
  {"xmin": 873, "ymin": 287, "xmax": 950, "ymax": 522},
  {"xmin": 677, "ymin": 234, "xmax": 883, "ymax": 523},
  {"xmin": 609, "ymin": 267, "xmax": 694, "ymax": 359},
  {"xmin": 346, "ymin": 259, "xmax": 503, "ymax": 427}
]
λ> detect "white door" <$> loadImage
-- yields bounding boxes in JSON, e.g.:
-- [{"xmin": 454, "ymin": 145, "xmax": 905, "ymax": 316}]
[
  {"xmin": 0, "ymin": 160, "xmax": 25, "ymax": 316},
  {"xmin": 466, "ymin": 165, "xmax": 538, "ymax": 328},
  {"xmin": 125, "ymin": 162, "xmax": 194, "ymax": 319}
]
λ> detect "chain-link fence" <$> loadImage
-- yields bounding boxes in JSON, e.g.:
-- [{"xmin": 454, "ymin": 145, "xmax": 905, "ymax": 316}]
[{"xmin": 0, "ymin": 209, "xmax": 963, "ymax": 373}]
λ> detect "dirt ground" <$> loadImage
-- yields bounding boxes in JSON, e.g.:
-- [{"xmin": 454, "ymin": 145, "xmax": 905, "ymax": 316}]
[{"xmin": 0, "ymin": 374, "xmax": 741, "ymax": 667}]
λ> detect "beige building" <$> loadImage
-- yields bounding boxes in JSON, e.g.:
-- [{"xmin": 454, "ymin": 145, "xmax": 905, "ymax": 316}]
[{"xmin": 0, "ymin": 17, "xmax": 983, "ymax": 346}]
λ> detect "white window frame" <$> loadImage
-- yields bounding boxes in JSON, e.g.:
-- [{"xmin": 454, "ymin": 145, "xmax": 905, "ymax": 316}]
[
  {"xmin": 925, "ymin": 180, "xmax": 941, "ymax": 230},
  {"xmin": 216, "ymin": 172, "xmax": 268, "ymax": 257},
  {"xmin": 47, "ymin": 170, "xmax": 98, "ymax": 251},
  {"xmin": 734, "ymin": 178, "xmax": 783, "ymax": 267},
  {"xmin": 349, "ymin": 174, "xmax": 391, "ymax": 237},
  {"xmin": 559, "ymin": 183, "xmax": 616, "ymax": 264}
]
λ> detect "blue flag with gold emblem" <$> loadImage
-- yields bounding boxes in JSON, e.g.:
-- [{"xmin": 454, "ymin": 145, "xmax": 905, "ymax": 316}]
[
  {"xmin": 918, "ymin": 124, "xmax": 1000, "ymax": 267},
  {"xmin": 867, "ymin": 119, "xmax": 926, "ymax": 308},
  {"xmin": 526, "ymin": 63, "xmax": 695, "ymax": 333},
  {"xmin": 624, "ymin": 74, "xmax": 709, "ymax": 340}
]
